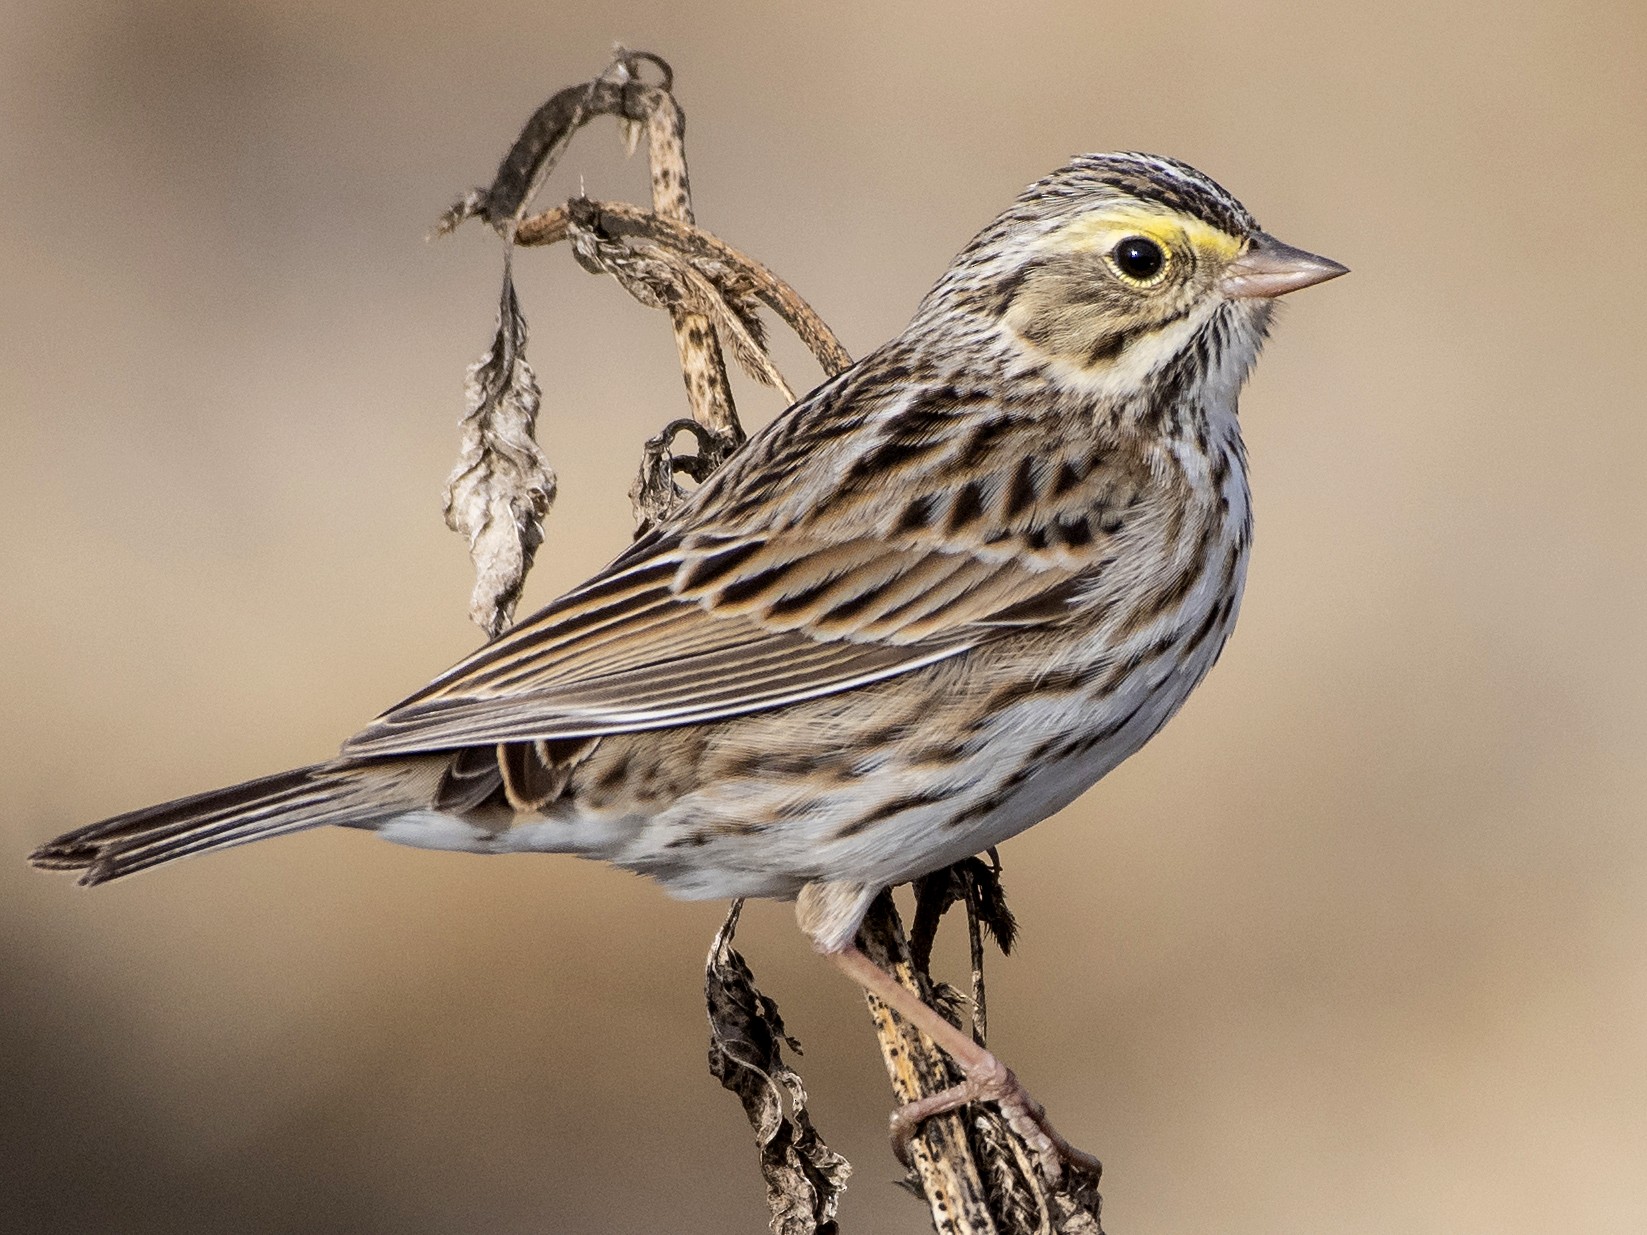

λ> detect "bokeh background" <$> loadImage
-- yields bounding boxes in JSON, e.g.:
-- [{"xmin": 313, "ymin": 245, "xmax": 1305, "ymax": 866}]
[{"xmin": 4, "ymin": 1, "xmax": 1644, "ymax": 1231}]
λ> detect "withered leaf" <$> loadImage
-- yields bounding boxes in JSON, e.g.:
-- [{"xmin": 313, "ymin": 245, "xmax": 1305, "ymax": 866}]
[
  {"xmin": 707, "ymin": 903, "xmax": 850, "ymax": 1235},
  {"xmin": 443, "ymin": 265, "xmax": 556, "ymax": 638}
]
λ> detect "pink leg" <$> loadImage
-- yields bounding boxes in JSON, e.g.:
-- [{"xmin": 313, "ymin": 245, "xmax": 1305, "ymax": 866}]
[{"xmin": 825, "ymin": 943, "xmax": 1100, "ymax": 1179}]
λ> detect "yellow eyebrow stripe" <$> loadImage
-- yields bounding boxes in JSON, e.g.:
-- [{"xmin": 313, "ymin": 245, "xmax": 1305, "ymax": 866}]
[{"xmin": 1041, "ymin": 207, "xmax": 1243, "ymax": 262}]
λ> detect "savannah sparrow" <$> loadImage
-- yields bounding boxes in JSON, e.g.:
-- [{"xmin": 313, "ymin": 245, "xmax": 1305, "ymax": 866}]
[{"xmin": 33, "ymin": 153, "xmax": 1345, "ymax": 1170}]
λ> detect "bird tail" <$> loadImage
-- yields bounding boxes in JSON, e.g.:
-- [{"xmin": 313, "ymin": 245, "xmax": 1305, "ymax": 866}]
[{"xmin": 30, "ymin": 763, "xmax": 396, "ymax": 886}]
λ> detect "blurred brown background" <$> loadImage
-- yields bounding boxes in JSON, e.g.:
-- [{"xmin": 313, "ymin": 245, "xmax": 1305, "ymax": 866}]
[{"xmin": 3, "ymin": 1, "xmax": 1644, "ymax": 1231}]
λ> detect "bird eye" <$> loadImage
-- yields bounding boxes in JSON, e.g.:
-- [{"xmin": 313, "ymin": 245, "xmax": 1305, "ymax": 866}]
[{"xmin": 1111, "ymin": 236, "xmax": 1166, "ymax": 283}]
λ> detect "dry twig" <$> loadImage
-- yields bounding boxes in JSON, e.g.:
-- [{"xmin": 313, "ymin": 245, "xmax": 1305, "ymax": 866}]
[{"xmin": 708, "ymin": 903, "xmax": 851, "ymax": 1235}]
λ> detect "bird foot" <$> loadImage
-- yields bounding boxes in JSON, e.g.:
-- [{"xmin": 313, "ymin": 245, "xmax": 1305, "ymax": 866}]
[
  {"xmin": 888, "ymin": 1049, "xmax": 1101, "ymax": 1183},
  {"xmin": 817, "ymin": 938, "xmax": 1101, "ymax": 1183}
]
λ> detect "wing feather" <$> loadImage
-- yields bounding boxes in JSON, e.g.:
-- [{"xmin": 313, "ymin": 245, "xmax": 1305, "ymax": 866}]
[{"xmin": 344, "ymin": 358, "xmax": 1150, "ymax": 759}]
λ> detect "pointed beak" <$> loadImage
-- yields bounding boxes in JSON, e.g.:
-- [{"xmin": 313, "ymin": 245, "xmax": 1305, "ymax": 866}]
[{"xmin": 1220, "ymin": 232, "xmax": 1348, "ymax": 299}]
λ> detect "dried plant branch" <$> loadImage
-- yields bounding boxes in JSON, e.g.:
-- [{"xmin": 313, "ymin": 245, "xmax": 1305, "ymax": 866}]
[
  {"xmin": 436, "ymin": 48, "xmax": 742, "ymax": 442},
  {"xmin": 628, "ymin": 60, "xmax": 742, "ymax": 445},
  {"xmin": 859, "ymin": 895, "xmax": 1001, "ymax": 1234},
  {"xmin": 911, "ymin": 853, "xmax": 1018, "ymax": 1045},
  {"xmin": 517, "ymin": 199, "xmax": 852, "ymax": 377},
  {"xmin": 901, "ymin": 868, "xmax": 1105, "ymax": 1233},
  {"xmin": 438, "ymin": 46, "xmax": 1104, "ymax": 1234},
  {"xmin": 561, "ymin": 200, "xmax": 796, "ymax": 401},
  {"xmin": 708, "ymin": 903, "xmax": 852, "ymax": 1235},
  {"xmin": 433, "ymin": 50, "xmax": 677, "ymax": 236}
]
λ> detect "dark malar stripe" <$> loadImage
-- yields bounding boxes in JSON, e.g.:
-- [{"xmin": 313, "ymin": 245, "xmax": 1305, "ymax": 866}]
[{"xmin": 1085, "ymin": 302, "xmax": 1200, "ymax": 371}]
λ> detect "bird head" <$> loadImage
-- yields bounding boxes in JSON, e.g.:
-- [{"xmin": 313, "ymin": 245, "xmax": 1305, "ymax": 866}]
[{"xmin": 921, "ymin": 153, "xmax": 1346, "ymax": 404}]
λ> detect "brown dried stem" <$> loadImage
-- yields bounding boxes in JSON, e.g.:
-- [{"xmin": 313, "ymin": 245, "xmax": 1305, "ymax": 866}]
[
  {"xmin": 516, "ymin": 199, "xmax": 852, "ymax": 377},
  {"xmin": 631, "ymin": 66, "xmax": 741, "ymax": 444},
  {"xmin": 859, "ymin": 895, "xmax": 1000, "ymax": 1234}
]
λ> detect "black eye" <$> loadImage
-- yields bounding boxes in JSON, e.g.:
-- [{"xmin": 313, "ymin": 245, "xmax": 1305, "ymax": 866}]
[{"xmin": 1112, "ymin": 236, "xmax": 1165, "ymax": 282}]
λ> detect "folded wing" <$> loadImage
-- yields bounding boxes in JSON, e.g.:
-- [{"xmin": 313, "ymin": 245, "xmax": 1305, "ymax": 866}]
[{"xmin": 345, "ymin": 364, "xmax": 1137, "ymax": 759}]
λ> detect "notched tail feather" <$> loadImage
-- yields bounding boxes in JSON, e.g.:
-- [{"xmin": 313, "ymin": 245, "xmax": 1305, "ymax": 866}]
[{"xmin": 29, "ymin": 764, "xmax": 388, "ymax": 886}]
